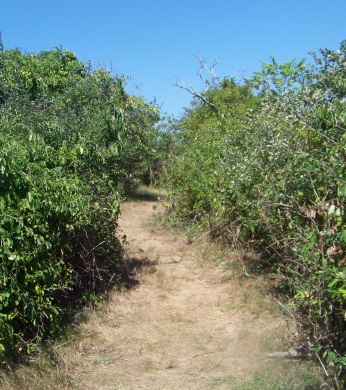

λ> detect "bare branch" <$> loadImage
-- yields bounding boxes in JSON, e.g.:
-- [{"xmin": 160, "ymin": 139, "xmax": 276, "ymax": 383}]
[
  {"xmin": 172, "ymin": 54, "xmax": 223, "ymax": 111},
  {"xmin": 172, "ymin": 78, "xmax": 217, "ymax": 111},
  {"xmin": 172, "ymin": 54, "xmax": 246, "ymax": 112},
  {"xmin": 195, "ymin": 53, "xmax": 221, "ymax": 92}
]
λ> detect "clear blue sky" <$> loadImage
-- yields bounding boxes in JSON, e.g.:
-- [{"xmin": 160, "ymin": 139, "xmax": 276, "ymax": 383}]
[{"xmin": 1, "ymin": 0, "xmax": 345, "ymax": 117}]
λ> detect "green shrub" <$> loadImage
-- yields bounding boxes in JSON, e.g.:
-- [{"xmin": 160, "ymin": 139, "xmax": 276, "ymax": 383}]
[
  {"xmin": 162, "ymin": 42, "xmax": 346, "ymax": 382},
  {"xmin": 0, "ymin": 46, "xmax": 158, "ymax": 358}
]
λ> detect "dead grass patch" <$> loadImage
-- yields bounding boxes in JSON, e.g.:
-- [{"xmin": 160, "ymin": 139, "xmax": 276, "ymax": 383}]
[{"xmin": 0, "ymin": 188, "xmax": 326, "ymax": 389}]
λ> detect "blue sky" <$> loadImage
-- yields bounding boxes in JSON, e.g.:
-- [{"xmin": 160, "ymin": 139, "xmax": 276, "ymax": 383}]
[{"xmin": 1, "ymin": 1, "xmax": 345, "ymax": 117}]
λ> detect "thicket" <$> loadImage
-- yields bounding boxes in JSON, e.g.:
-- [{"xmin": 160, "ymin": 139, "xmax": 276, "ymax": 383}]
[
  {"xmin": 0, "ymin": 45, "xmax": 159, "ymax": 358},
  {"xmin": 163, "ymin": 42, "xmax": 346, "ymax": 381}
]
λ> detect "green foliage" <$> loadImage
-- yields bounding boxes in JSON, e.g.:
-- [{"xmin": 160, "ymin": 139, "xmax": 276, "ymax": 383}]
[
  {"xmin": 212, "ymin": 361, "xmax": 323, "ymax": 389},
  {"xmin": 0, "ymin": 46, "xmax": 158, "ymax": 358},
  {"xmin": 247, "ymin": 44, "xmax": 346, "ymax": 362},
  {"xmin": 121, "ymin": 94, "xmax": 160, "ymax": 189},
  {"xmin": 163, "ymin": 41, "xmax": 346, "ymax": 383},
  {"xmin": 163, "ymin": 80, "xmax": 260, "ymax": 232}
]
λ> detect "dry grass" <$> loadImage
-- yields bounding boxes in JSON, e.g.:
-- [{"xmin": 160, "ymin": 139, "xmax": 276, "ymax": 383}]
[
  {"xmin": 0, "ymin": 355, "xmax": 73, "ymax": 389},
  {"xmin": 0, "ymin": 188, "xmax": 325, "ymax": 389}
]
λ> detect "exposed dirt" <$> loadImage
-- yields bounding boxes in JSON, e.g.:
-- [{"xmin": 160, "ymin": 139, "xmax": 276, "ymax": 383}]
[{"xmin": 67, "ymin": 193, "xmax": 288, "ymax": 389}]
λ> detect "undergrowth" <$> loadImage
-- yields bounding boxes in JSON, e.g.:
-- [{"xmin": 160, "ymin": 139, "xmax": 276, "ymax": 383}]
[
  {"xmin": 212, "ymin": 360, "xmax": 324, "ymax": 389},
  {"xmin": 162, "ymin": 42, "xmax": 346, "ymax": 386},
  {"xmin": 0, "ymin": 45, "xmax": 159, "ymax": 360}
]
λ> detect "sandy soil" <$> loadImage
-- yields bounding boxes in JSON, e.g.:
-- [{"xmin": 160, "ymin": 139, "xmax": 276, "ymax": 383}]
[{"xmin": 67, "ymin": 194, "xmax": 287, "ymax": 389}]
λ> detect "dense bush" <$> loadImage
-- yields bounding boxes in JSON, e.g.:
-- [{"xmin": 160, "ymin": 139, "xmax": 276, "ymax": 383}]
[
  {"xmin": 121, "ymin": 94, "xmax": 160, "ymax": 189},
  {"xmin": 163, "ymin": 42, "xmax": 346, "ymax": 379},
  {"xmin": 0, "ymin": 47, "xmax": 158, "ymax": 357},
  {"xmin": 163, "ymin": 79, "xmax": 261, "ymax": 228}
]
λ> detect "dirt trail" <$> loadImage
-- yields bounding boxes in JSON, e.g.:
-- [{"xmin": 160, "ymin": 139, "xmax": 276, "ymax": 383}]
[{"xmin": 69, "ymin": 194, "xmax": 286, "ymax": 389}]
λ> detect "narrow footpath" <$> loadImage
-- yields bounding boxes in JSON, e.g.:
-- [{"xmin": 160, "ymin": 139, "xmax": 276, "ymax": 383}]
[{"xmin": 68, "ymin": 192, "xmax": 288, "ymax": 389}]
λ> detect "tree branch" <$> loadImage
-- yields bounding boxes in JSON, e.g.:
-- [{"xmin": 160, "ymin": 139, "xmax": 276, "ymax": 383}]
[
  {"xmin": 172, "ymin": 79, "xmax": 217, "ymax": 111},
  {"xmin": 195, "ymin": 53, "xmax": 221, "ymax": 92},
  {"xmin": 172, "ymin": 54, "xmax": 222, "ymax": 111}
]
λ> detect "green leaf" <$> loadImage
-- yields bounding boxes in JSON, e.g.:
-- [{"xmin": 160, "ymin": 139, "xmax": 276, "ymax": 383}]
[
  {"xmin": 328, "ymin": 204, "xmax": 336, "ymax": 216},
  {"xmin": 310, "ymin": 233, "xmax": 318, "ymax": 244},
  {"xmin": 337, "ymin": 288, "xmax": 346, "ymax": 296},
  {"xmin": 328, "ymin": 278, "xmax": 339, "ymax": 288}
]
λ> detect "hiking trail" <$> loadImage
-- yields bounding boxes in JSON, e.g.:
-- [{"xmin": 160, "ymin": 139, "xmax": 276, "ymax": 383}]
[{"xmin": 68, "ymin": 192, "xmax": 287, "ymax": 389}]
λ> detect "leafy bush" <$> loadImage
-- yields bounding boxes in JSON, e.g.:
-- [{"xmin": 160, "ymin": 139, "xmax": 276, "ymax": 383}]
[
  {"xmin": 162, "ymin": 42, "xmax": 346, "ymax": 382},
  {"xmin": 246, "ymin": 45, "xmax": 346, "ymax": 357},
  {"xmin": 0, "ymin": 46, "xmax": 158, "ymax": 357}
]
